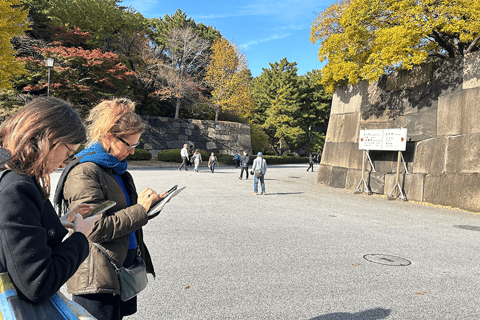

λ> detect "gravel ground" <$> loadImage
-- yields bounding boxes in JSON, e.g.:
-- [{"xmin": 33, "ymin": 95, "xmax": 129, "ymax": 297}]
[{"xmin": 51, "ymin": 162, "xmax": 480, "ymax": 320}]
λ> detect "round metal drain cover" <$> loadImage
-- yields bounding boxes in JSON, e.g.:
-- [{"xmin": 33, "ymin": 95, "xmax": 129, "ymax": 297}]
[
  {"xmin": 456, "ymin": 225, "xmax": 480, "ymax": 231},
  {"xmin": 363, "ymin": 254, "xmax": 411, "ymax": 266}
]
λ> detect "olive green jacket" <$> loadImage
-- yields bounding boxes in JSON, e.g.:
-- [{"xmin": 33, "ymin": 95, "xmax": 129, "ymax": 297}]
[{"xmin": 62, "ymin": 162, "xmax": 154, "ymax": 296}]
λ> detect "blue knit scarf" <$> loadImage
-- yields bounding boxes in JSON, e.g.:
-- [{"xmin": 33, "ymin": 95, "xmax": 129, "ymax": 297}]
[{"xmin": 76, "ymin": 142, "xmax": 128, "ymax": 175}]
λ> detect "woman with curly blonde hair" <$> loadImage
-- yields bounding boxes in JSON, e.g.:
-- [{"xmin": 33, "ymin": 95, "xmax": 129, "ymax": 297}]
[{"xmin": 55, "ymin": 98, "xmax": 160, "ymax": 320}]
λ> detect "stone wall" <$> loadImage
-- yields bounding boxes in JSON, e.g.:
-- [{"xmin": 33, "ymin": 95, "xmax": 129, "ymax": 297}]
[
  {"xmin": 317, "ymin": 51, "xmax": 480, "ymax": 212},
  {"xmin": 140, "ymin": 116, "xmax": 252, "ymax": 157}
]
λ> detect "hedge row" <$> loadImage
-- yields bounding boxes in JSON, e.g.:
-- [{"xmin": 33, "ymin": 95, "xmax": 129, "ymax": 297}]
[{"xmin": 127, "ymin": 149, "xmax": 152, "ymax": 161}]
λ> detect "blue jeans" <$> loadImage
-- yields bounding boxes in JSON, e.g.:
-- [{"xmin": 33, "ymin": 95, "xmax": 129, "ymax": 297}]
[{"xmin": 254, "ymin": 175, "xmax": 265, "ymax": 193}]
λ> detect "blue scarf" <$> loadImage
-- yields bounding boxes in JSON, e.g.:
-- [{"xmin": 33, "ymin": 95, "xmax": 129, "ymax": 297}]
[
  {"xmin": 77, "ymin": 142, "xmax": 128, "ymax": 175},
  {"xmin": 77, "ymin": 142, "xmax": 137, "ymax": 249}
]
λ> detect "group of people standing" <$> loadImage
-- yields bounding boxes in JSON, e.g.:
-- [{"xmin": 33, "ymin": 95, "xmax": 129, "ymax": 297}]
[
  {"xmin": 238, "ymin": 151, "xmax": 267, "ymax": 195},
  {"xmin": 0, "ymin": 97, "xmax": 161, "ymax": 320},
  {"xmin": 179, "ymin": 144, "xmax": 218, "ymax": 173}
]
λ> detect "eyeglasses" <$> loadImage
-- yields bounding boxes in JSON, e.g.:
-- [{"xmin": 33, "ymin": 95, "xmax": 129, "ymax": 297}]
[
  {"xmin": 116, "ymin": 136, "xmax": 140, "ymax": 151},
  {"xmin": 63, "ymin": 144, "xmax": 76, "ymax": 164}
]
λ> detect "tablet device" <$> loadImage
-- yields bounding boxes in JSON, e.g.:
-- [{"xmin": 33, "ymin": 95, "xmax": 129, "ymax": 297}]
[
  {"xmin": 148, "ymin": 185, "xmax": 177, "ymax": 214},
  {"xmin": 148, "ymin": 186, "xmax": 186, "ymax": 219},
  {"xmin": 83, "ymin": 200, "xmax": 116, "ymax": 219}
]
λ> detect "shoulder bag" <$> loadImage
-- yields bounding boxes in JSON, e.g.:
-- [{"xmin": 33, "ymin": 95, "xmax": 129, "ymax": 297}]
[
  {"xmin": 93, "ymin": 243, "xmax": 148, "ymax": 302},
  {"xmin": 0, "ymin": 272, "xmax": 96, "ymax": 320}
]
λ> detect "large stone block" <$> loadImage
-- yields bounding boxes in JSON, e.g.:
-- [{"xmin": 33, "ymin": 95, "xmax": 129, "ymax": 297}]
[
  {"xmin": 316, "ymin": 164, "xmax": 333, "ymax": 186},
  {"xmin": 345, "ymin": 168, "xmax": 364, "ymax": 191},
  {"xmin": 331, "ymin": 81, "xmax": 367, "ymax": 115},
  {"xmin": 413, "ymin": 137, "xmax": 447, "ymax": 174},
  {"xmin": 394, "ymin": 106, "xmax": 437, "ymax": 142},
  {"xmin": 438, "ymin": 87, "xmax": 480, "ymax": 136},
  {"xmin": 331, "ymin": 166, "xmax": 348, "ymax": 189},
  {"xmin": 386, "ymin": 63, "xmax": 433, "ymax": 92},
  {"xmin": 167, "ymin": 140, "xmax": 184, "ymax": 149},
  {"xmin": 369, "ymin": 171, "xmax": 385, "ymax": 194},
  {"xmin": 384, "ymin": 173, "xmax": 425, "ymax": 202},
  {"xmin": 445, "ymin": 133, "xmax": 480, "ymax": 174},
  {"xmin": 424, "ymin": 173, "xmax": 480, "ymax": 212},
  {"xmin": 206, "ymin": 141, "xmax": 217, "ymax": 150},
  {"xmin": 464, "ymin": 52, "xmax": 480, "ymax": 90},
  {"xmin": 320, "ymin": 142, "xmax": 364, "ymax": 169},
  {"xmin": 325, "ymin": 112, "xmax": 361, "ymax": 143}
]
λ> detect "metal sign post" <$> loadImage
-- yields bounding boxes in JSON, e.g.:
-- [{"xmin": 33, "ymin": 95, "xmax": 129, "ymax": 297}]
[
  {"xmin": 387, "ymin": 150, "xmax": 407, "ymax": 201},
  {"xmin": 355, "ymin": 150, "xmax": 372, "ymax": 194}
]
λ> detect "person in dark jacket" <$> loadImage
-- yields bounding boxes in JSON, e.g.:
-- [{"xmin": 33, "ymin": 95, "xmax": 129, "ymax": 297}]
[
  {"xmin": 307, "ymin": 154, "xmax": 314, "ymax": 172},
  {"xmin": 0, "ymin": 97, "xmax": 96, "ymax": 305},
  {"xmin": 56, "ymin": 98, "xmax": 161, "ymax": 320},
  {"xmin": 239, "ymin": 151, "xmax": 250, "ymax": 179}
]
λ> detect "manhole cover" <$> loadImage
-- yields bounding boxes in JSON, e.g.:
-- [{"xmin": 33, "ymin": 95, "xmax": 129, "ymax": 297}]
[
  {"xmin": 456, "ymin": 225, "xmax": 480, "ymax": 231},
  {"xmin": 363, "ymin": 254, "xmax": 411, "ymax": 266}
]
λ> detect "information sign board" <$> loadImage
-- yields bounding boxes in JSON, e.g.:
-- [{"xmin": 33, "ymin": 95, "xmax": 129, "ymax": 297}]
[{"xmin": 359, "ymin": 128, "xmax": 407, "ymax": 151}]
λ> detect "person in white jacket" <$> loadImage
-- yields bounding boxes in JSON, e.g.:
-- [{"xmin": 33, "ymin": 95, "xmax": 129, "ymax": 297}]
[
  {"xmin": 251, "ymin": 152, "xmax": 267, "ymax": 195},
  {"xmin": 192, "ymin": 149, "xmax": 203, "ymax": 172},
  {"xmin": 178, "ymin": 144, "xmax": 189, "ymax": 171}
]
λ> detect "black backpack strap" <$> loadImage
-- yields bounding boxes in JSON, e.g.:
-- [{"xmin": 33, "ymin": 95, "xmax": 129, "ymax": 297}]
[{"xmin": 53, "ymin": 151, "xmax": 95, "ymax": 217}]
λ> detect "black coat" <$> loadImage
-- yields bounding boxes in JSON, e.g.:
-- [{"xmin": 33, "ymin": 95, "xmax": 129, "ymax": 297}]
[{"xmin": 0, "ymin": 170, "xmax": 89, "ymax": 302}]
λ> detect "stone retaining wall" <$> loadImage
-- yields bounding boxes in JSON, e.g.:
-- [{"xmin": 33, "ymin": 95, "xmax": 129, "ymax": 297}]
[
  {"xmin": 140, "ymin": 116, "xmax": 252, "ymax": 158},
  {"xmin": 317, "ymin": 51, "xmax": 480, "ymax": 212}
]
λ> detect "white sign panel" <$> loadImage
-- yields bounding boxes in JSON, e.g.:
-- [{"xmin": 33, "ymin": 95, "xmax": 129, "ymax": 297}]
[
  {"xmin": 358, "ymin": 129, "xmax": 383, "ymax": 150},
  {"xmin": 359, "ymin": 128, "xmax": 407, "ymax": 151}
]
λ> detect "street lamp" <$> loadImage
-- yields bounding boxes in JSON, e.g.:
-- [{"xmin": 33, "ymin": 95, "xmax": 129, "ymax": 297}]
[{"xmin": 45, "ymin": 58, "xmax": 55, "ymax": 97}]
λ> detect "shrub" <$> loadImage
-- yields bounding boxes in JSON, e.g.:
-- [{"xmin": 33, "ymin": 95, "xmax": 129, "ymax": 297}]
[
  {"xmin": 127, "ymin": 149, "xmax": 152, "ymax": 161},
  {"xmin": 158, "ymin": 149, "xmax": 182, "ymax": 162}
]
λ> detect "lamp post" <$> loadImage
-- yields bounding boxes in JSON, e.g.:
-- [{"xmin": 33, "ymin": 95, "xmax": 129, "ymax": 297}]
[{"xmin": 45, "ymin": 58, "xmax": 55, "ymax": 97}]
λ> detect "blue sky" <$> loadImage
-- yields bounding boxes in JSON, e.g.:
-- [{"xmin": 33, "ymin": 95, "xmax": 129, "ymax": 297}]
[{"xmin": 120, "ymin": 0, "xmax": 335, "ymax": 77}]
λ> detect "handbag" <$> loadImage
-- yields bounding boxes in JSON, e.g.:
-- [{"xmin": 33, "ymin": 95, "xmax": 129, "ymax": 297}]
[
  {"xmin": 254, "ymin": 169, "xmax": 263, "ymax": 178},
  {"xmin": 0, "ymin": 272, "xmax": 96, "ymax": 319},
  {"xmin": 93, "ymin": 243, "xmax": 148, "ymax": 302}
]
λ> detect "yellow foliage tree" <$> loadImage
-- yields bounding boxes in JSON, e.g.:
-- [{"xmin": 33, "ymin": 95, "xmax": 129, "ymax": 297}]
[
  {"xmin": 0, "ymin": 0, "xmax": 29, "ymax": 90},
  {"xmin": 311, "ymin": 0, "xmax": 480, "ymax": 92},
  {"xmin": 205, "ymin": 37, "xmax": 254, "ymax": 121}
]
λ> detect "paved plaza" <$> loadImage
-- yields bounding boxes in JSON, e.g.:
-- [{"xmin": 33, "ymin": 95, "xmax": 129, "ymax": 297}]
[{"xmin": 51, "ymin": 163, "xmax": 480, "ymax": 319}]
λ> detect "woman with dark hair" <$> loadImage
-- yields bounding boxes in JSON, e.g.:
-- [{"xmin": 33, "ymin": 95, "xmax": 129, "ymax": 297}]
[
  {"xmin": 55, "ymin": 98, "xmax": 160, "ymax": 320},
  {"xmin": 0, "ymin": 97, "xmax": 96, "ymax": 307}
]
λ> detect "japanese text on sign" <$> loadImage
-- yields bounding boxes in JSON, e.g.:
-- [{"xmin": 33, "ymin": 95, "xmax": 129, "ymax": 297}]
[{"xmin": 359, "ymin": 128, "xmax": 407, "ymax": 151}]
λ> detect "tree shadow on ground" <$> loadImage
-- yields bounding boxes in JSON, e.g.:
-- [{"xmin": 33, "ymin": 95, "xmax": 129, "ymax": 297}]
[{"xmin": 309, "ymin": 308, "xmax": 391, "ymax": 320}]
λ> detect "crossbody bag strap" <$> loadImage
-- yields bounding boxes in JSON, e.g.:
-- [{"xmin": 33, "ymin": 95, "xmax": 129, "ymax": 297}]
[{"xmin": 92, "ymin": 242, "xmax": 120, "ymax": 272}]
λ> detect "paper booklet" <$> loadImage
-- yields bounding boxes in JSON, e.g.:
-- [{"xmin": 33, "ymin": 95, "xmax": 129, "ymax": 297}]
[{"xmin": 147, "ymin": 185, "xmax": 186, "ymax": 219}]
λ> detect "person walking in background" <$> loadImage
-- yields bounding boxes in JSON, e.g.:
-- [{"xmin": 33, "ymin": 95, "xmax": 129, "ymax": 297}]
[
  {"xmin": 187, "ymin": 146, "xmax": 194, "ymax": 167},
  {"xmin": 193, "ymin": 149, "xmax": 203, "ymax": 172},
  {"xmin": 251, "ymin": 152, "xmax": 267, "ymax": 195},
  {"xmin": 55, "ymin": 98, "xmax": 160, "ymax": 320},
  {"xmin": 179, "ymin": 144, "xmax": 189, "ymax": 171},
  {"xmin": 239, "ymin": 151, "xmax": 250, "ymax": 179},
  {"xmin": 0, "ymin": 97, "xmax": 96, "ymax": 315},
  {"xmin": 307, "ymin": 154, "xmax": 314, "ymax": 172},
  {"xmin": 208, "ymin": 152, "xmax": 218, "ymax": 173},
  {"xmin": 234, "ymin": 153, "xmax": 240, "ymax": 168}
]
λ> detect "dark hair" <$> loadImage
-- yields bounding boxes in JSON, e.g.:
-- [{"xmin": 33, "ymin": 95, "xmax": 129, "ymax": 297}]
[{"xmin": 0, "ymin": 97, "xmax": 86, "ymax": 195}]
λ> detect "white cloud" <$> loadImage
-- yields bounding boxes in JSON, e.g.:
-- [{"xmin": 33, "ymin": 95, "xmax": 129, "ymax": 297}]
[
  {"xmin": 241, "ymin": 33, "xmax": 292, "ymax": 49},
  {"xmin": 239, "ymin": 0, "xmax": 331, "ymax": 21}
]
